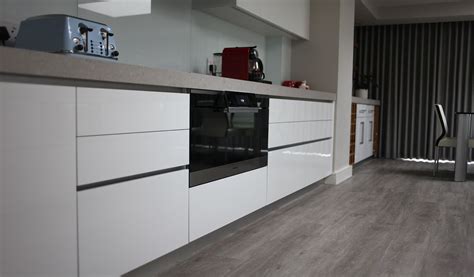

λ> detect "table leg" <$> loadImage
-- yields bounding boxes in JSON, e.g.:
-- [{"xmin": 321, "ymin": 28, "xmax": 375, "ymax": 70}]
[{"xmin": 455, "ymin": 114, "xmax": 471, "ymax": 182}]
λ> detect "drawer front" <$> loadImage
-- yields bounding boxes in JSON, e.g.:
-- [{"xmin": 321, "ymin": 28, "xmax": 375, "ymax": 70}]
[
  {"xmin": 189, "ymin": 167, "xmax": 267, "ymax": 241},
  {"xmin": 269, "ymin": 120, "xmax": 333, "ymax": 148},
  {"xmin": 268, "ymin": 139, "xmax": 333, "ymax": 204},
  {"xmin": 78, "ymin": 170, "xmax": 189, "ymax": 277},
  {"xmin": 77, "ymin": 87, "xmax": 189, "ymax": 136},
  {"xmin": 78, "ymin": 130, "xmax": 189, "ymax": 185},
  {"xmin": 356, "ymin": 104, "xmax": 368, "ymax": 118},
  {"xmin": 367, "ymin": 105, "xmax": 375, "ymax": 116},
  {"xmin": 269, "ymin": 99, "xmax": 334, "ymax": 123}
]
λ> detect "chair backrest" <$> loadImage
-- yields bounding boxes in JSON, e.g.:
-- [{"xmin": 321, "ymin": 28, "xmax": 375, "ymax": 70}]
[{"xmin": 435, "ymin": 104, "xmax": 449, "ymax": 145}]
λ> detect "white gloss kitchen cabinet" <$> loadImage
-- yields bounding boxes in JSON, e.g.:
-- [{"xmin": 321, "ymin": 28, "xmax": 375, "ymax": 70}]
[
  {"xmin": 354, "ymin": 104, "xmax": 375, "ymax": 164},
  {"xmin": 76, "ymin": 87, "xmax": 190, "ymax": 276},
  {"xmin": 189, "ymin": 167, "xmax": 267, "ymax": 241},
  {"xmin": 0, "ymin": 83, "xmax": 191, "ymax": 277},
  {"xmin": 193, "ymin": 0, "xmax": 310, "ymax": 39},
  {"xmin": 78, "ymin": 170, "xmax": 189, "ymax": 277},
  {"xmin": 0, "ymin": 82, "xmax": 78, "ymax": 277},
  {"xmin": 267, "ymin": 99, "xmax": 334, "ymax": 204}
]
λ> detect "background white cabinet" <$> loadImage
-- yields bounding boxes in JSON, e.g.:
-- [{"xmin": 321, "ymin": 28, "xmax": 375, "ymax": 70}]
[
  {"xmin": 189, "ymin": 167, "xmax": 267, "ymax": 241},
  {"xmin": 78, "ymin": 170, "xmax": 189, "ymax": 277},
  {"xmin": 355, "ymin": 104, "xmax": 375, "ymax": 163},
  {"xmin": 0, "ymin": 82, "xmax": 77, "ymax": 277}
]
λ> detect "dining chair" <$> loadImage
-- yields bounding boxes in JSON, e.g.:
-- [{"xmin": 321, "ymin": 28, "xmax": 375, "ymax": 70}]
[
  {"xmin": 433, "ymin": 104, "xmax": 457, "ymax": 176},
  {"xmin": 433, "ymin": 105, "xmax": 474, "ymax": 176}
]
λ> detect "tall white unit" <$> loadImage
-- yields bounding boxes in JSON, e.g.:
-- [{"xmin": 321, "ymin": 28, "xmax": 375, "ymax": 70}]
[{"xmin": 0, "ymin": 82, "xmax": 78, "ymax": 277}]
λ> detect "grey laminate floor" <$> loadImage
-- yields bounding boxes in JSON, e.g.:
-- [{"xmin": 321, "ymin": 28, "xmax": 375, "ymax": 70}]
[{"xmin": 127, "ymin": 159, "xmax": 474, "ymax": 277}]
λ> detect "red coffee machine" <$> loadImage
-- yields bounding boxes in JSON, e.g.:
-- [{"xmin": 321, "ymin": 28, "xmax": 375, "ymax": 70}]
[{"xmin": 222, "ymin": 46, "xmax": 270, "ymax": 83}]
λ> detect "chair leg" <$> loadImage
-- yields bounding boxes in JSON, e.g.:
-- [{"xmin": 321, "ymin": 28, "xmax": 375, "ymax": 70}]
[
  {"xmin": 433, "ymin": 146, "xmax": 440, "ymax": 177},
  {"xmin": 436, "ymin": 147, "xmax": 441, "ymax": 175}
]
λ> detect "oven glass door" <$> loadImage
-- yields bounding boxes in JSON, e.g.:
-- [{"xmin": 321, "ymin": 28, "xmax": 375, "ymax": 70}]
[{"xmin": 190, "ymin": 93, "xmax": 268, "ymax": 187}]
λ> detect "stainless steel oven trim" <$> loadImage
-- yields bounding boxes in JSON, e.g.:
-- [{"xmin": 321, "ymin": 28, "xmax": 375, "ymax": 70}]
[{"xmin": 189, "ymin": 156, "xmax": 267, "ymax": 188}]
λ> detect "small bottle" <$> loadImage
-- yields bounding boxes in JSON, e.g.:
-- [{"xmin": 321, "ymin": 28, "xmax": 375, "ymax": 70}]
[{"xmin": 213, "ymin": 53, "xmax": 222, "ymax": 77}]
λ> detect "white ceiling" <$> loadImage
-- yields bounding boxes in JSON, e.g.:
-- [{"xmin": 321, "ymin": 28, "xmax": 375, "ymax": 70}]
[{"xmin": 356, "ymin": 0, "xmax": 474, "ymax": 25}]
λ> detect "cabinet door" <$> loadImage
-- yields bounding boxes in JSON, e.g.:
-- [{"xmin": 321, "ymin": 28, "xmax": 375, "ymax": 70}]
[
  {"xmin": 355, "ymin": 117, "xmax": 366, "ymax": 163},
  {"xmin": 0, "ymin": 82, "xmax": 77, "ymax": 276},
  {"xmin": 356, "ymin": 104, "xmax": 368, "ymax": 118},
  {"xmin": 78, "ymin": 170, "xmax": 189, "ymax": 277},
  {"xmin": 268, "ymin": 140, "xmax": 333, "ymax": 204},
  {"xmin": 365, "ymin": 114, "xmax": 374, "ymax": 159},
  {"xmin": 189, "ymin": 167, "xmax": 267, "ymax": 241}
]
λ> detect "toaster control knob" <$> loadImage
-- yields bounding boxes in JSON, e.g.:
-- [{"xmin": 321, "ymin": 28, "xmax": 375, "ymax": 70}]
[
  {"xmin": 72, "ymin": 37, "xmax": 81, "ymax": 45},
  {"xmin": 111, "ymin": 50, "xmax": 119, "ymax": 57},
  {"xmin": 75, "ymin": 44, "xmax": 84, "ymax": 51},
  {"xmin": 79, "ymin": 24, "xmax": 93, "ymax": 34}
]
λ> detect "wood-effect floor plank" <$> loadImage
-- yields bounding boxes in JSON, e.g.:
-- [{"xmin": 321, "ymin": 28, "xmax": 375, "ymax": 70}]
[{"xmin": 126, "ymin": 159, "xmax": 474, "ymax": 277}]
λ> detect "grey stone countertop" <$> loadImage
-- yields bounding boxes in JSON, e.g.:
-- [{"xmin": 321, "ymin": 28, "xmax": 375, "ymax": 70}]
[
  {"xmin": 0, "ymin": 47, "xmax": 337, "ymax": 102},
  {"xmin": 352, "ymin": 96, "xmax": 381, "ymax": 106}
]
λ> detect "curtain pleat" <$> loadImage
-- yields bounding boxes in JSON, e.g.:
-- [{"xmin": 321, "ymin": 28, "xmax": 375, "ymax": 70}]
[{"xmin": 355, "ymin": 21, "xmax": 474, "ymax": 160}]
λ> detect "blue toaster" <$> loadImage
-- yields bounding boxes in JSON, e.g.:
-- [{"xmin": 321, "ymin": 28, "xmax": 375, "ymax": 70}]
[{"xmin": 16, "ymin": 14, "xmax": 119, "ymax": 60}]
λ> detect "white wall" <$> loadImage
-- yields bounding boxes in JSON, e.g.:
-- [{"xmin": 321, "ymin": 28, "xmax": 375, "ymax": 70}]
[
  {"xmin": 292, "ymin": 0, "xmax": 355, "ymax": 185},
  {"xmin": 265, "ymin": 36, "xmax": 292, "ymax": 85},
  {"xmin": 190, "ymin": 10, "xmax": 266, "ymax": 75},
  {"xmin": 0, "ymin": 0, "xmax": 77, "ymax": 24},
  {"xmin": 291, "ymin": 0, "xmax": 341, "ymax": 93},
  {"xmin": 0, "ymin": 88, "xmax": 3, "ymax": 277},
  {"xmin": 331, "ymin": 0, "xmax": 355, "ymax": 184},
  {"xmin": 79, "ymin": 0, "xmax": 193, "ymax": 72},
  {"xmin": 0, "ymin": 0, "xmax": 269, "ymax": 74}
]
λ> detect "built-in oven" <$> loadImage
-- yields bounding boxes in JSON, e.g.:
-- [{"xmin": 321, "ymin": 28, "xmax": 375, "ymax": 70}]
[{"xmin": 189, "ymin": 91, "xmax": 269, "ymax": 187}]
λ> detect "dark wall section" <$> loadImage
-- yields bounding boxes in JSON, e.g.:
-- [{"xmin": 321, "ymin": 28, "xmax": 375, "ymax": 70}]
[{"xmin": 355, "ymin": 22, "xmax": 474, "ymax": 160}]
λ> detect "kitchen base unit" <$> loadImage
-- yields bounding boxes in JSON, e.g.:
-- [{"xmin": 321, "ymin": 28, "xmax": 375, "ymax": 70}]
[
  {"xmin": 189, "ymin": 167, "xmax": 268, "ymax": 241},
  {"xmin": 267, "ymin": 139, "xmax": 333, "ymax": 204},
  {"xmin": 78, "ymin": 170, "xmax": 189, "ymax": 277}
]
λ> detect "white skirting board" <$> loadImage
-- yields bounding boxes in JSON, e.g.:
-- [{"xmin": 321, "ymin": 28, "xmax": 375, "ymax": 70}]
[{"xmin": 325, "ymin": 165, "xmax": 353, "ymax": 185}]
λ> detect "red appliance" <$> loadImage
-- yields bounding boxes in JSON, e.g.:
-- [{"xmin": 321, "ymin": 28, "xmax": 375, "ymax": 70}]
[
  {"xmin": 222, "ymin": 47, "xmax": 250, "ymax": 81},
  {"xmin": 222, "ymin": 46, "xmax": 268, "ymax": 83}
]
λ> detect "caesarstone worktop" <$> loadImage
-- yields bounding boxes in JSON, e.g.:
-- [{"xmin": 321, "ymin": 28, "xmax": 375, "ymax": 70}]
[
  {"xmin": 352, "ymin": 96, "xmax": 381, "ymax": 106},
  {"xmin": 0, "ymin": 47, "xmax": 336, "ymax": 102}
]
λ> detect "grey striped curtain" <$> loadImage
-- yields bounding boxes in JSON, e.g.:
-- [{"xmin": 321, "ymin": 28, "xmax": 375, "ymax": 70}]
[{"xmin": 355, "ymin": 21, "xmax": 474, "ymax": 160}]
